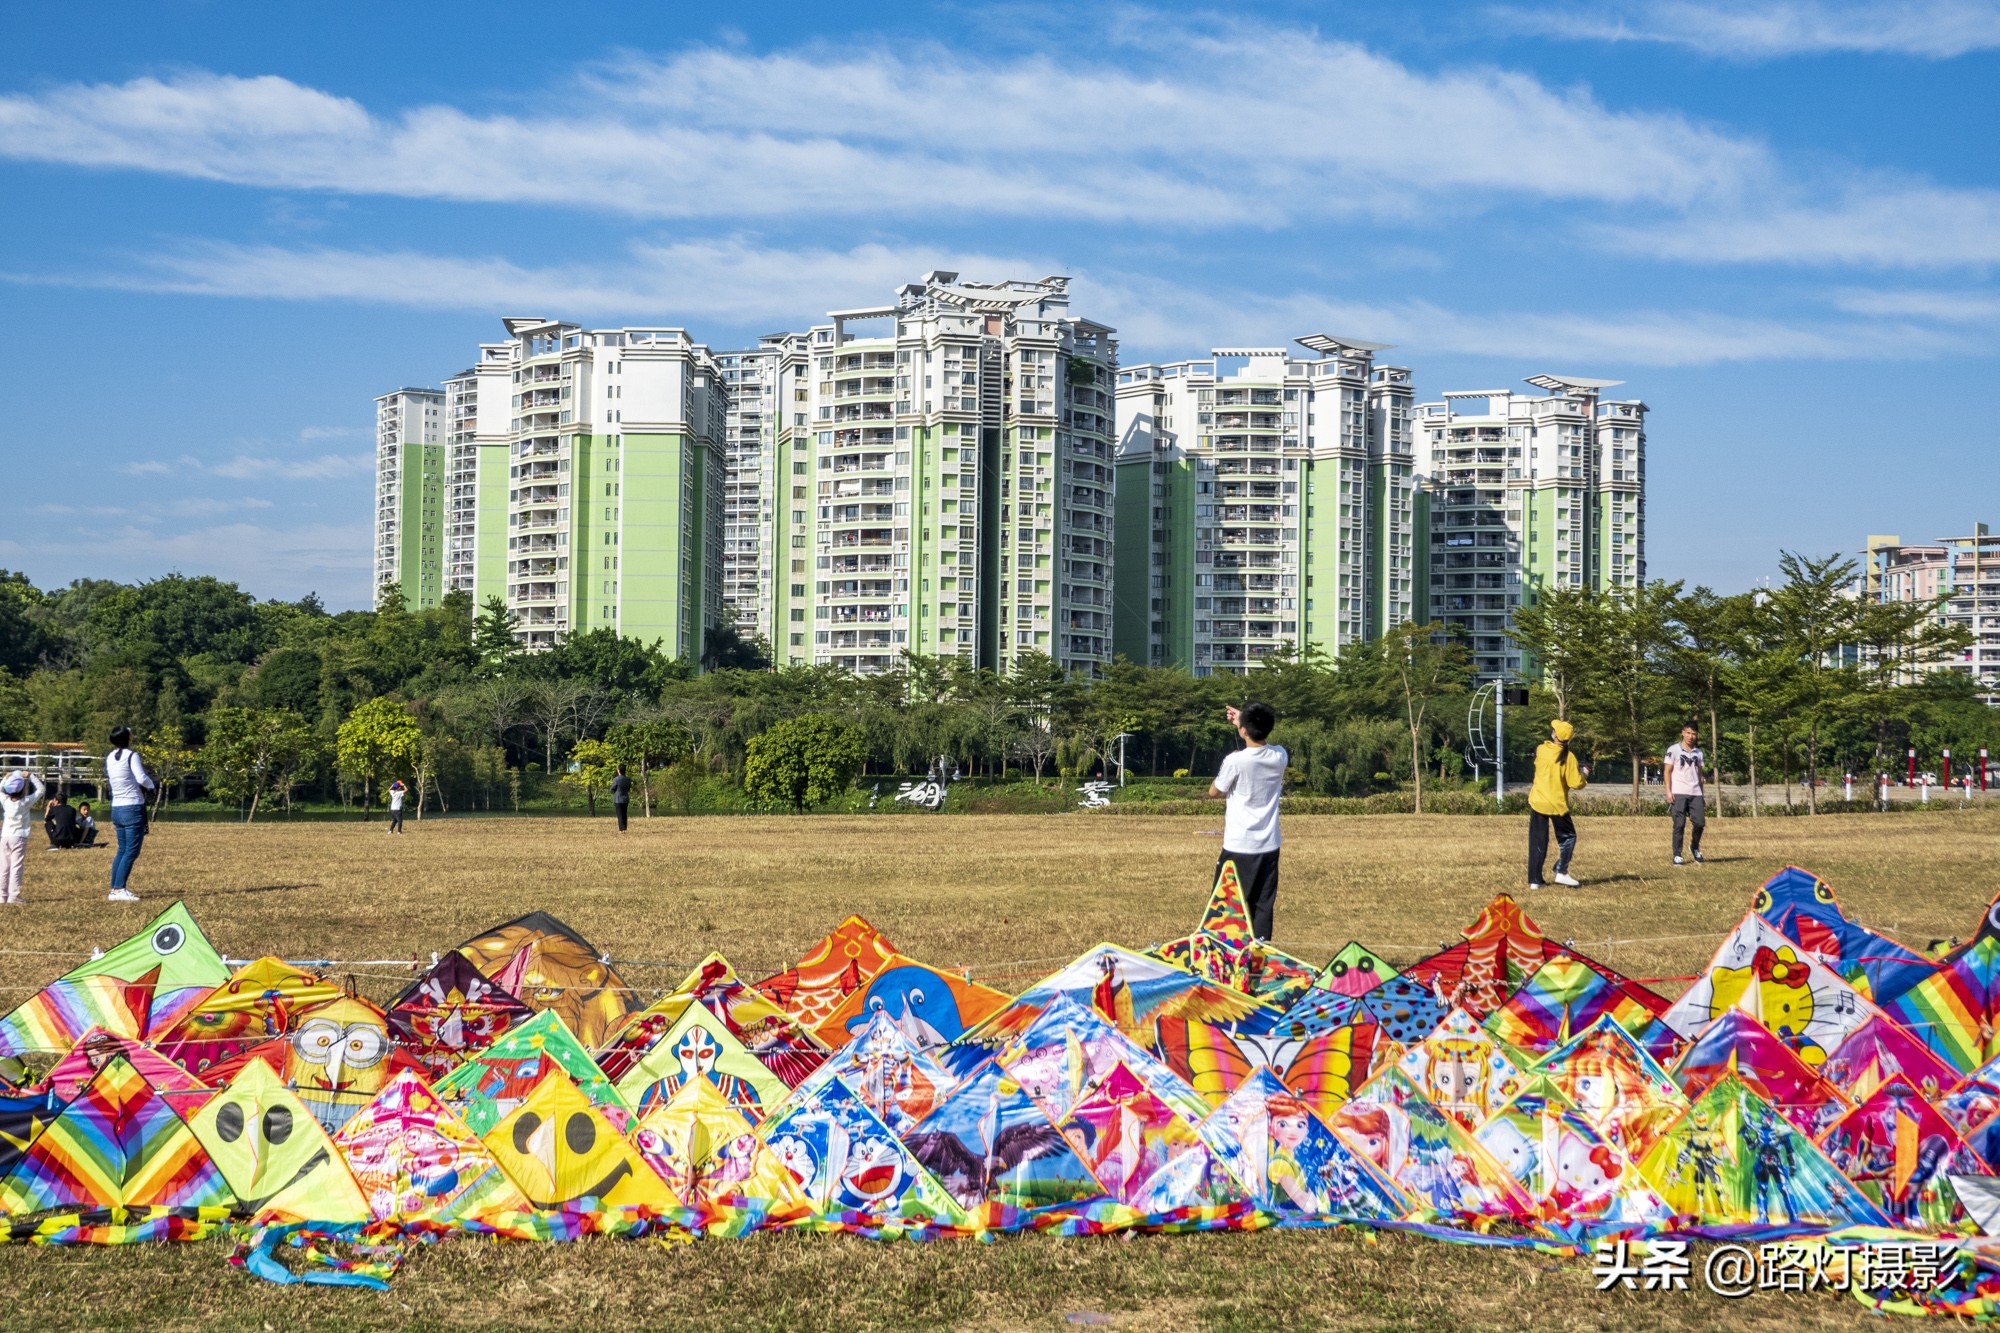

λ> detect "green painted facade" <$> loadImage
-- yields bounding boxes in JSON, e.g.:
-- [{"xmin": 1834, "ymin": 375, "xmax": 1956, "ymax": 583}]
[{"xmin": 392, "ymin": 442, "xmax": 446, "ymax": 609}]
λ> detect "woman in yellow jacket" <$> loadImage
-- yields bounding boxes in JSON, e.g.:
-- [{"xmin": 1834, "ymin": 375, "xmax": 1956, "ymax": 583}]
[{"xmin": 1528, "ymin": 719, "xmax": 1590, "ymax": 890}]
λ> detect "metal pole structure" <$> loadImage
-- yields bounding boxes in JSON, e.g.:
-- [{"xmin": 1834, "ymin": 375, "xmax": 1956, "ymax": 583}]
[
  {"xmin": 1909, "ymin": 746, "xmax": 1917, "ymax": 788},
  {"xmin": 1494, "ymin": 686, "xmax": 1505, "ymax": 807},
  {"xmin": 1982, "ymin": 747, "xmax": 1989, "ymax": 793},
  {"xmin": 1944, "ymin": 747, "xmax": 1953, "ymax": 797}
]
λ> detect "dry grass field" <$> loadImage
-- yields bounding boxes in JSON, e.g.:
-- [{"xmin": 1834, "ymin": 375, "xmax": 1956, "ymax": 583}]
[{"xmin": 0, "ymin": 806, "xmax": 1995, "ymax": 1333}]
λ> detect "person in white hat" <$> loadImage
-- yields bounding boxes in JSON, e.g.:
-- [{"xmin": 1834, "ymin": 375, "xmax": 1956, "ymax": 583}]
[{"xmin": 0, "ymin": 770, "xmax": 46, "ymax": 905}]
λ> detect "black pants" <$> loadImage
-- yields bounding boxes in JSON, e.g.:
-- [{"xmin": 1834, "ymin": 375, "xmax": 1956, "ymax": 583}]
[
  {"xmin": 389, "ymin": 809, "xmax": 404, "ymax": 833},
  {"xmin": 614, "ymin": 801, "xmax": 629, "ymax": 831},
  {"xmin": 1219, "ymin": 849, "xmax": 1279, "ymax": 942},
  {"xmin": 1527, "ymin": 812, "xmax": 1576, "ymax": 885},
  {"xmin": 1672, "ymin": 794, "xmax": 1705, "ymax": 856}
]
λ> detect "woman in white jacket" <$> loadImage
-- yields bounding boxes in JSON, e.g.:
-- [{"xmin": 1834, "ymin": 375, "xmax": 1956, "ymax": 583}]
[
  {"xmin": 104, "ymin": 727, "xmax": 155, "ymax": 903},
  {"xmin": 0, "ymin": 771, "xmax": 46, "ymax": 905}
]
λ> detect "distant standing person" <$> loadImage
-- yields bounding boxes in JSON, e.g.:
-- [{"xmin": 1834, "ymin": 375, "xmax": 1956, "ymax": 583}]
[
  {"xmin": 1665, "ymin": 723, "xmax": 1707, "ymax": 866},
  {"xmin": 1206, "ymin": 701, "xmax": 1289, "ymax": 943},
  {"xmin": 386, "ymin": 779, "xmax": 407, "ymax": 835},
  {"xmin": 104, "ymin": 727, "xmax": 154, "ymax": 903},
  {"xmin": 1528, "ymin": 719, "xmax": 1590, "ymax": 891},
  {"xmin": 1, "ymin": 771, "xmax": 46, "ymax": 904},
  {"xmin": 610, "ymin": 765, "xmax": 631, "ymax": 833}
]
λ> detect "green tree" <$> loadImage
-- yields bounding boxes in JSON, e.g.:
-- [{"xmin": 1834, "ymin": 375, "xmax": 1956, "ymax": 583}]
[
  {"xmin": 1506, "ymin": 585, "xmax": 1600, "ymax": 719},
  {"xmin": 1588, "ymin": 581, "xmax": 1683, "ymax": 810},
  {"xmin": 606, "ymin": 717, "xmax": 690, "ymax": 818},
  {"xmin": 742, "ymin": 713, "xmax": 863, "ymax": 812},
  {"xmin": 140, "ymin": 724, "xmax": 199, "ymax": 814},
  {"xmin": 200, "ymin": 707, "xmax": 320, "ymax": 822},
  {"xmin": 1379, "ymin": 622, "xmax": 1473, "ymax": 813},
  {"xmin": 1667, "ymin": 587, "xmax": 1753, "ymax": 813},
  {"xmin": 562, "ymin": 737, "xmax": 620, "ymax": 817},
  {"xmin": 1765, "ymin": 552, "xmax": 1865, "ymax": 813},
  {"xmin": 335, "ymin": 697, "xmax": 421, "ymax": 817},
  {"xmin": 472, "ymin": 596, "xmax": 521, "ymax": 677}
]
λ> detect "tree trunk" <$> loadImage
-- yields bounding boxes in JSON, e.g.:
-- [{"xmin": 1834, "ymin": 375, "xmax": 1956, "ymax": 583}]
[
  {"xmin": 1806, "ymin": 720, "xmax": 1820, "ymax": 815},
  {"xmin": 1748, "ymin": 720, "xmax": 1759, "ymax": 818},
  {"xmin": 587, "ymin": 788, "xmax": 597, "ymax": 818},
  {"xmin": 1709, "ymin": 699, "xmax": 1722, "ymax": 819},
  {"xmin": 246, "ymin": 788, "xmax": 260, "ymax": 824},
  {"xmin": 642, "ymin": 758, "xmax": 653, "ymax": 818}
]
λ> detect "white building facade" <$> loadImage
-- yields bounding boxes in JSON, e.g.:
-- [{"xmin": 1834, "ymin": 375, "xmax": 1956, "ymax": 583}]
[{"xmin": 1415, "ymin": 376, "xmax": 1648, "ymax": 678}]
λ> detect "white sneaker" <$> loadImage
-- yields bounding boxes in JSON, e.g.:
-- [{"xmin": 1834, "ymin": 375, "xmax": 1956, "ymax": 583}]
[
  {"xmin": 1673, "ymin": 855, "xmax": 1685, "ymax": 866},
  {"xmin": 1692, "ymin": 851, "xmax": 1704, "ymax": 864},
  {"xmin": 1527, "ymin": 883, "xmax": 1545, "ymax": 892},
  {"xmin": 1553, "ymin": 872, "xmax": 1581, "ymax": 887},
  {"xmin": 107, "ymin": 889, "xmax": 138, "ymax": 902}
]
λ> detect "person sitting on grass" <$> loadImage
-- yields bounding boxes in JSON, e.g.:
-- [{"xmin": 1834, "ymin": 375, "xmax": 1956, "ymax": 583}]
[
  {"xmin": 43, "ymin": 792, "xmax": 79, "ymax": 850},
  {"xmin": 75, "ymin": 801, "xmax": 98, "ymax": 848},
  {"xmin": 1206, "ymin": 701, "xmax": 1288, "ymax": 943}
]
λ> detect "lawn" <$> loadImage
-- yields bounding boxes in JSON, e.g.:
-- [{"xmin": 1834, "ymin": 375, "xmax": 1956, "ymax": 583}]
[{"xmin": 0, "ymin": 806, "xmax": 1994, "ymax": 1332}]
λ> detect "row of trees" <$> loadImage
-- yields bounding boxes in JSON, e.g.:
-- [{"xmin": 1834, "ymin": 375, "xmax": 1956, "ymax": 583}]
[
  {"xmin": 1511, "ymin": 552, "xmax": 1989, "ymax": 812},
  {"xmin": 0, "ymin": 551, "xmax": 1992, "ymax": 818}
]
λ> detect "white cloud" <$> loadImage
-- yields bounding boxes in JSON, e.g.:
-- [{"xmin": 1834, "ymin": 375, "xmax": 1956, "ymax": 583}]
[
  {"xmin": 1831, "ymin": 289, "xmax": 2000, "ymax": 321},
  {"xmin": 202, "ymin": 453, "xmax": 372, "ymax": 481},
  {"xmin": 122, "ymin": 459, "xmax": 170, "ymax": 475},
  {"xmin": 164, "ymin": 496, "xmax": 274, "ymax": 518},
  {"xmin": 37, "ymin": 234, "xmax": 1974, "ymax": 367},
  {"xmin": 1596, "ymin": 180, "xmax": 2000, "ymax": 267},
  {"xmin": 0, "ymin": 31, "xmax": 1762, "ymax": 226},
  {"xmin": 1495, "ymin": 0, "xmax": 2000, "ymax": 58},
  {"xmin": 34, "ymin": 236, "xmax": 1046, "ymax": 326},
  {"xmin": 90, "ymin": 520, "xmax": 373, "ymax": 605}
]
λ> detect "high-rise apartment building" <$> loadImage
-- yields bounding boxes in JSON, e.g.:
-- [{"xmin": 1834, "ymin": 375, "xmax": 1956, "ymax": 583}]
[
  {"xmin": 1862, "ymin": 526, "xmax": 2000, "ymax": 705},
  {"xmin": 716, "ymin": 334, "xmax": 810, "ymax": 658},
  {"xmin": 1111, "ymin": 339, "xmax": 1415, "ymax": 674},
  {"xmin": 376, "ymin": 319, "xmax": 726, "ymax": 656},
  {"xmin": 1414, "ymin": 376, "xmax": 1647, "ymax": 678},
  {"xmin": 372, "ymin": 388, "xmax": 446, "ymax": 609},
  {"xmin": 767, "ymin": 273, "xmax": 1116, "ymax": 676}
]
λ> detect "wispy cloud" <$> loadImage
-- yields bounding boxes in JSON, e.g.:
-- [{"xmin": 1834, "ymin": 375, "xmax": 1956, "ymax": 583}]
[
  {"xmin": 28, "ymin": 234, "xmax": 1977, "ymax": 367},
  {"xmin": 0, "ymin": 30, "xmax": 1761, "ymax": 227},
  {"xmin": 1494, "ymin": 0, "xmax": 2000, "ymax": 59},
  {"xmin": 1594, "ymin": 180, "xmax": 2000, "ymax": 267},
  {"xmin": 119, "ymin": 449, "xmax": 372, "ymax": 481},
  {"xmin": 1832, "ymin": 288, "xmax": 2000, "ymax": 322}
]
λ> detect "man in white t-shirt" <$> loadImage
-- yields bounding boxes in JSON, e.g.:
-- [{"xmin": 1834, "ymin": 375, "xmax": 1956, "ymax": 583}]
[
  {"xmin": 1664, "ymin": 723, "xmax": 1706, "ymax": 866},
  {"xmin": 1206, "ymin": 701, "xmax": 1289, "ymax": 942}
]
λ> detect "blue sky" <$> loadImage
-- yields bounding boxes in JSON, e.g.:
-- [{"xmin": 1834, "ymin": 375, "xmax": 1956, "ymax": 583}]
[{"xmin": 3, "ymin": 0, "xmax": 1997, "ymax": 609}]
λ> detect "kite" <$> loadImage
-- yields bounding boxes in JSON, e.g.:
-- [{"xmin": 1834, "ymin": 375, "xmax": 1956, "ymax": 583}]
[
  {"xmin": 630, "ymin": 1076, "xmax": 809, "ymax": 1217},
  {"xmin": 1155, "ymin": 1015, "xmax": 1384, "ymax": 1121},
  {"xmin": 813, "ymin": 956, "xmax": 1010, "ymax": 1050},
  {"xmin": 152, "ymin": 956, "xmax": 342, "ymax": 1077},
  {"xmin": 482, "ymin": 1070, "xmax": 673, "ymax": 1214},
  {"xmin": 1752, "ymin": 865, "xmax": 1935, "ymax": 1004},
  {"xmin": 1884, "ymin": 891, "xmax": 2000, "ymax": 1075},
  {"xmin": 1530, "ymin": 1017, "xmax": 1686, "ymax": 1161},
  {"xmin": 1201, "ymin": 1067, "xmax": 1412, "ymax": 1218},
  {"xmin": 757, "ymin": 1075, "xmax": 965, "ymax": 1227},
  {"xmin": 1670, "ymin": 1008, "xmax": 1852, "ymax": 1138},
  {"xmin": 965, "ymin": 945, "xmax": 1269, "ymax": 1049},
  {"xmin": 1329, "ymin": 1066, "xmax": 1535, "ymax": 1223},
  {"xmin": 792, "ymin": 1012, "xmax": 960, "ymax": 1135},
  {"xmin": 0, "ymin": 903, "xmax": 229, "ymax": 1056},
  {"xmin": 332, "ymin": 1071, "xmax": 531, "ymax": 1223},
  {"xmin": 187, "ymin": 1061, "xmax": 370, "ymax": 1224},
  {"xmin": 0, "ymin": 1053, "xmax": 232, "ymax": 1217},
  {"xmin": 42, "ymin": 1028, "xmax": 213, "ymax": 1121},
  {"xmin": 661, "ymin": 956, "xmax": 829, "ymax": 1088},
  {"xmin": 1484, "ymin": 956, "xmax": 1672, "ymax": 1059},
  {"xmin": 386, "ymin": 951, "xmax": 531, "ymax": 1080},
  {"xmin": 1472, "ymin": 1076, "xmax": 1672, "ymax": 1229},
  {"xmin": 902, "ymin": 1056, "xmax": 1100, "ymax": 1212},
  {"xmin": 1662, "ymin": 913, "xmax": 1872, "ymax": 1068},
  {"xmin": 1816, "ymin": 1075, "xmax": 1992, "ymax": 1230},
  {"xmin": 610, "ymin": 1000, "xmax": 790, "ymax": 1121},
  {"xmin": 1151, "ymin": 860, "xmax": 1316, "ymax": 1005},
  {"xmin": 283, "ymin": 995, "xmax": 407, "ymax": 1135},
  {"xmin": 753, "ymin": 916, "xmax": 897, "ymax": 1031},
  {"xmin": 1358, "ymin": 976, "xmax": 1449, "ymax": 1048},
  {"xmin": 457, "ymin": 912, "xmax": 639, "ymax": 1049},
  {"xmin": 1313, "ymin": 943, "xmax": 1396, "ymax": 998},
  {"xmin": 434, "ymin": 1009, "xmax": 630, "ymax": 1136},
  {"xmin": 1820, "ymin": 1011, "xmax": 1960, "ymax": 1104},
  {"xmin": 1637, "ymin": 1073, "xmax": 1890, "ymax": 1229},
  {"xmin": 1397, "ymin": 1007, "xmax": 1526, "ymax": 1130}
]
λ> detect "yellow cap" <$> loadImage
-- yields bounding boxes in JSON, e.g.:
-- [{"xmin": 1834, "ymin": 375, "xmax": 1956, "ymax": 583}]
[{"xmin": 1551, "ymin": 720, "xmax": 1574, "ymax": 742}]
